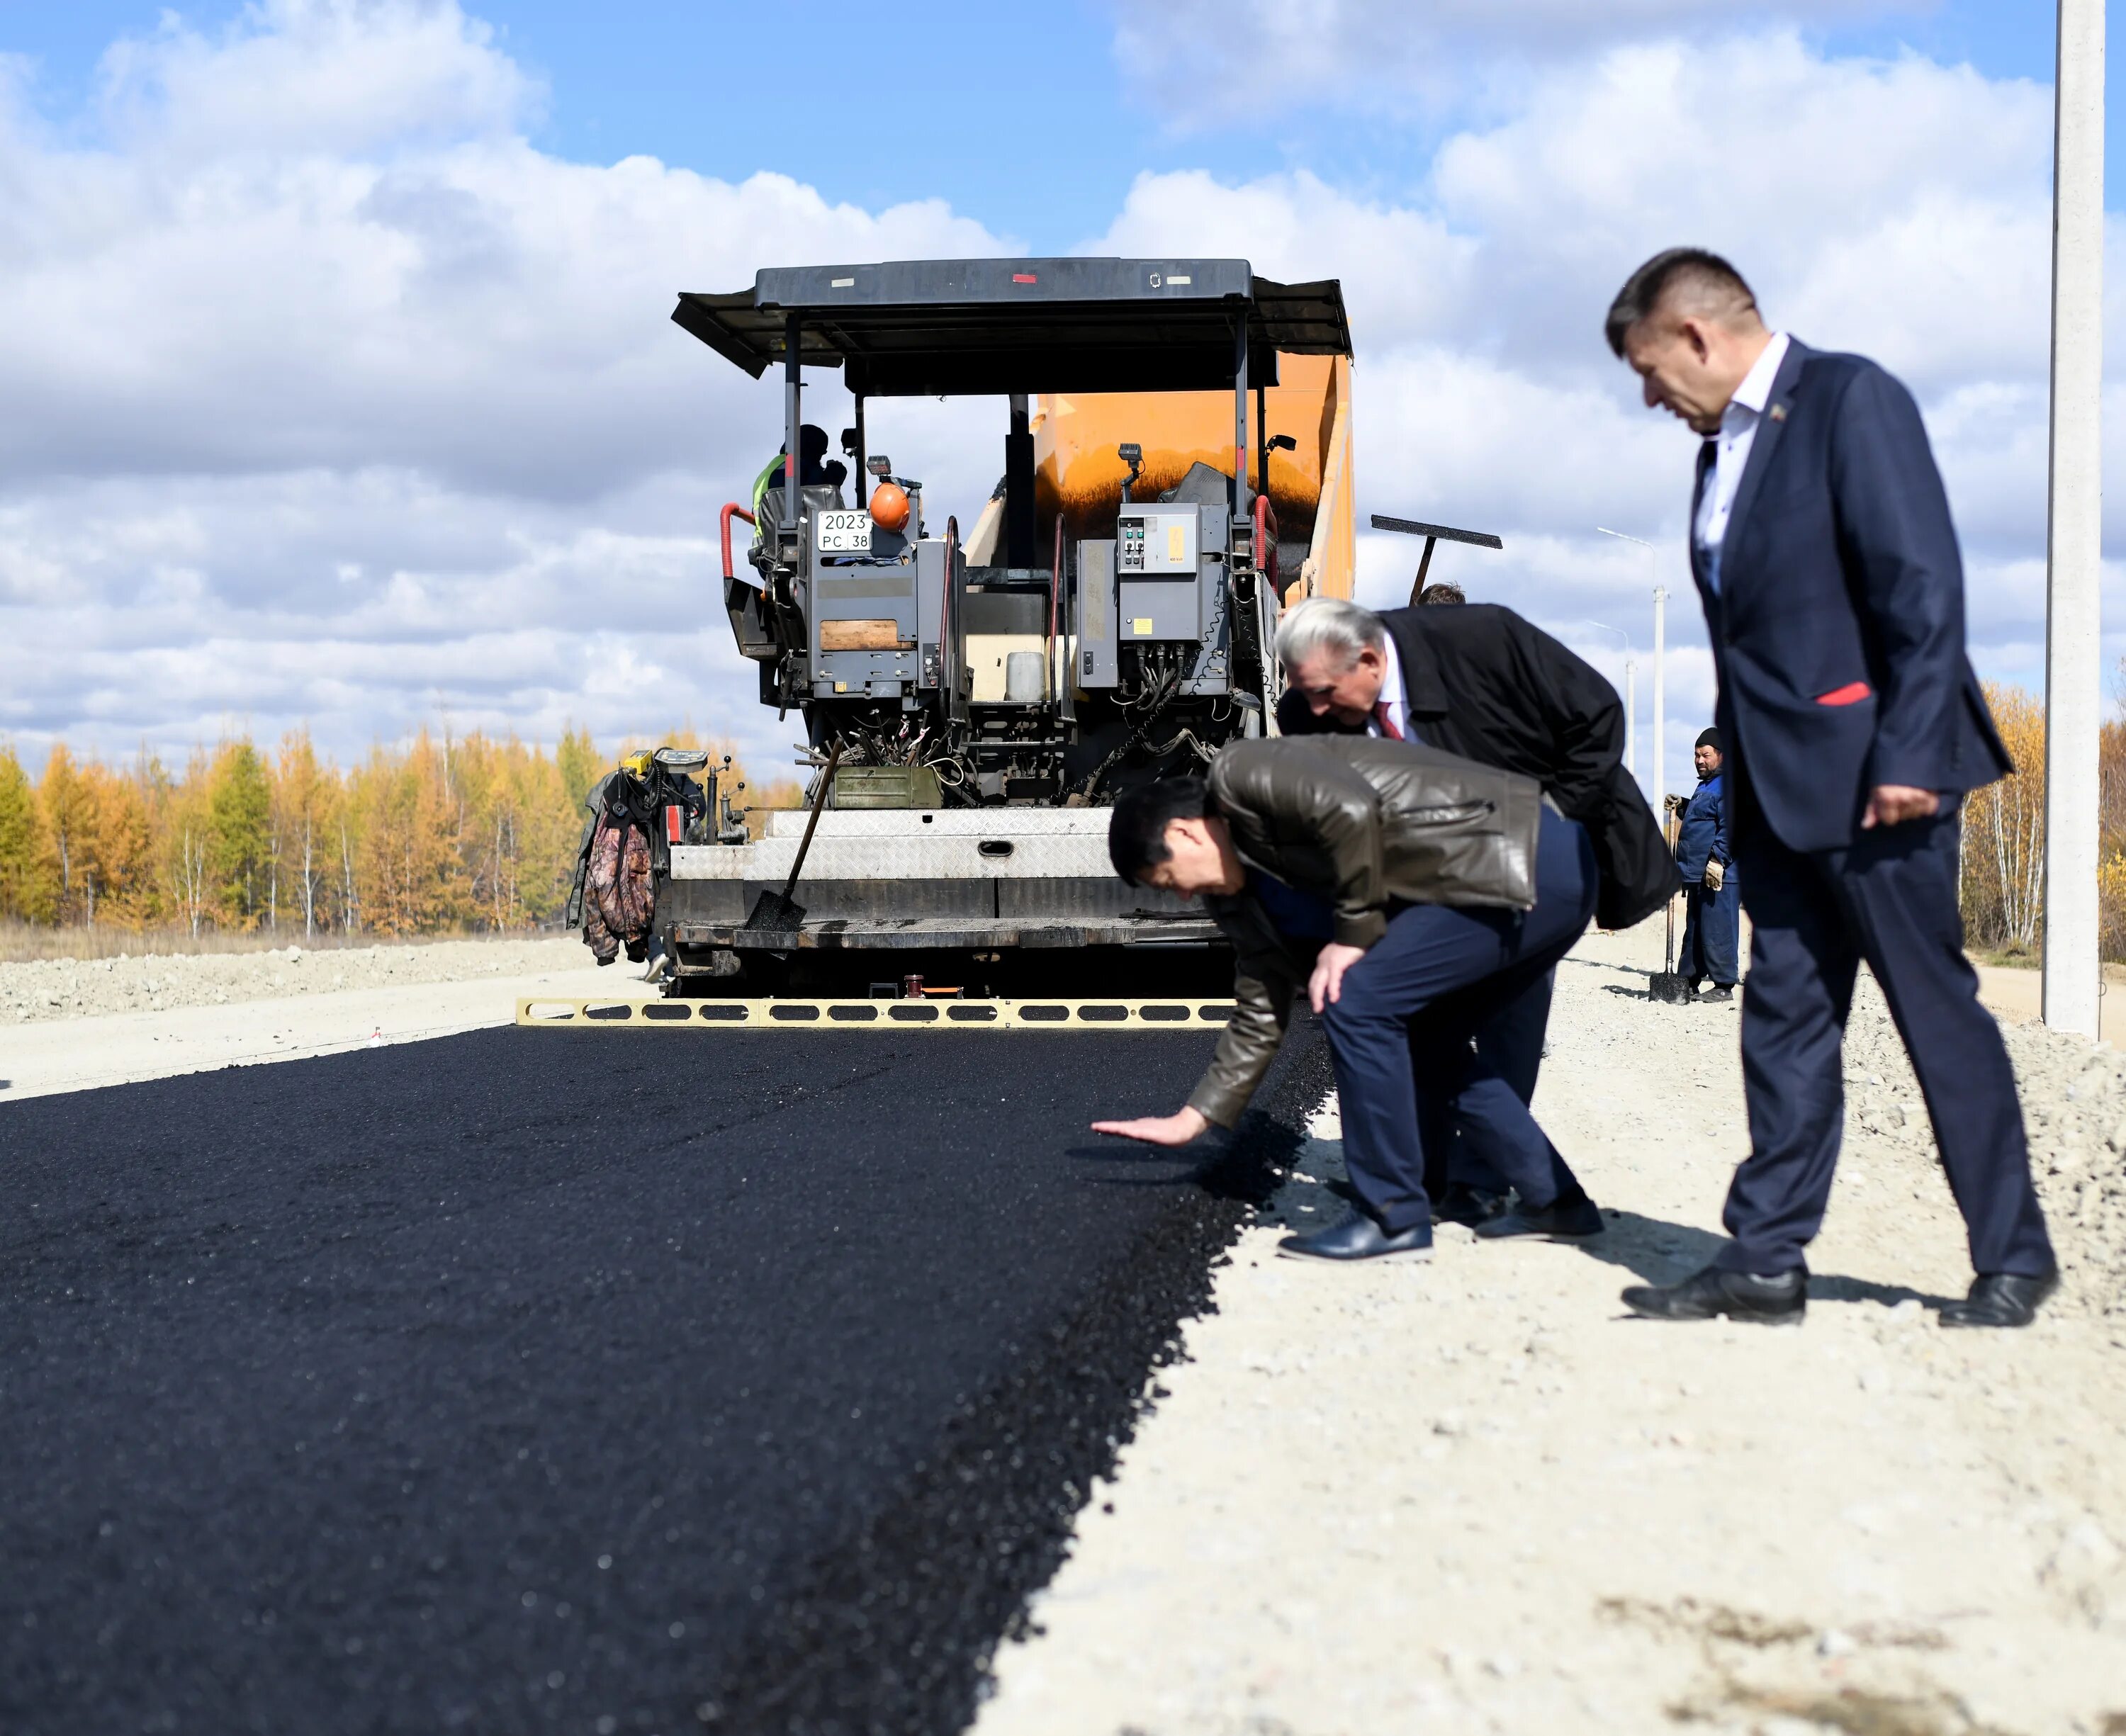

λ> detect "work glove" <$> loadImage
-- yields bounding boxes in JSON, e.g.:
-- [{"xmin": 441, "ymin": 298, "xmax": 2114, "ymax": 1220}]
[{"xmin": 1704, "ymin": 859, "xmax": 1725, "ymax": 892}]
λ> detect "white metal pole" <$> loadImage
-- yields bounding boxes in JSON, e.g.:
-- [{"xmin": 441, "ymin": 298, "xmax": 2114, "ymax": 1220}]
[
  {"xmin": 1624, "ymin": 656, "xmax": 1638, "ymax": 793},
  {"xmin": 1596, "ymin": 529, "xmax": 1658, "ymax": 800},
  {"xmin": 1653, "ymin": 586, "xmax": 1667, "ymax": 813},
  {"xmin": 2043, "ymin": 0, "xmax": 2104, "ymax": 1036}
]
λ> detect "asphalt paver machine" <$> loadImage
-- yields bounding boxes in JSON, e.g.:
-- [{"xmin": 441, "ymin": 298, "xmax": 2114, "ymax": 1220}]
[{"xmin": 658, "ymin": 257, "xmax": 1354, "ymax": 997}]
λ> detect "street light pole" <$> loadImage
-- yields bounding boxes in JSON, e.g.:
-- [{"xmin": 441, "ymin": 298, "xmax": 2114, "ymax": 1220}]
[
  {"xmin": 1625, "ymin": 657, "xmax": 1638, "ymax": 791},
  {"xmin": 1653, "ymin": 586, "xmax": 1667, "ymax": 811},
  {"xmin": 1569, "ymin": 614, "xmax": 1638, "ymax": 791},
  {"xmin": 2044, "ymin": 0, "xmax": 2104, "ymax": 1036},
  {"xmin": 1598, "ymin": 528, "xmax": 1664, "ymax": 806}
]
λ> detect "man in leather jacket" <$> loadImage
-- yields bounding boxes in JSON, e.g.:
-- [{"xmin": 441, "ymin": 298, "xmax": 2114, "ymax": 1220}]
[{"xmin": 1093, "ymin": 735, "xmax": 1606, "ymax": 1263}]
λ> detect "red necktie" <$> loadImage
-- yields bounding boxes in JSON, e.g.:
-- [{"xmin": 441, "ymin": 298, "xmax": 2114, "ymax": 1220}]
[{"xmin": 1373, "ymin": 701, "xmax": 1404, "ymax": 740}]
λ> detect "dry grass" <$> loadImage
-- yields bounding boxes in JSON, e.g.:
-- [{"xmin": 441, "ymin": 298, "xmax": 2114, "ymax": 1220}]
[{"xmin": 0, "ymin": 920, "xmax": 558, "ymax": 965}]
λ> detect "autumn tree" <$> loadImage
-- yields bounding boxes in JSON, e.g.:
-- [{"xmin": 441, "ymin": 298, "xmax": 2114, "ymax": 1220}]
[
  {"xmin": 557, "ymin": 724, "xmax": 602, "ymax": 812},
  {"xmin": 3, "ymin": 720, "xmax": 765, "ymax": 940},
  {"xmin": 40, "ymin": 744, "xmax": 96, "ymax": 921},
  {"xmin": 276, "ymin": 731, "xmax": 336, "ymax": 940},
  {"xmin": 201, "ymin": 742, "xmax": 274, "ymax": 928},
  {"xmin": 162, "ymin": 749, "xmax": 214, "ymax": 938},
  {"xmin": 79, "ymin": 761, "xmax": 152, "ymax": 925},
  {"xmin": 1961, "ymin": 683, "xmax": 2045, "ymax": 953},
  {"xmin": 351, "ymin": 733, "xmax": 464, "ymax": 935},
  {"xmin": 0, "ymin": 745, "xmax": 57, "ymax": 921}
]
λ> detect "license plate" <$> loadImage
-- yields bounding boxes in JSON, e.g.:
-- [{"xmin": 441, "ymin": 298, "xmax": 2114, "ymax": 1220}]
[{"xmin": 813, "ymin": 509, "xmax": 874, "ymax": 554}]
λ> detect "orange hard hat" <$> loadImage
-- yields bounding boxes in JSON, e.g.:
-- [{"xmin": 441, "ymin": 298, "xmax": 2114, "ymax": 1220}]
[{"xmin": 870, "ymin": 481, "xmax": 911, "ymax": 534}]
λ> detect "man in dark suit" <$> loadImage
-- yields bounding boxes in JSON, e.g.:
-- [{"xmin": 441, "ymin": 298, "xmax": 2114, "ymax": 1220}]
[
  {"xmin": 1273, "ymin": 596, "xmax": 1674, "ymax": 1227},
  {"xmin": 1605, "ymin": 246, "xmax": 2057, "ymax": 1328}
]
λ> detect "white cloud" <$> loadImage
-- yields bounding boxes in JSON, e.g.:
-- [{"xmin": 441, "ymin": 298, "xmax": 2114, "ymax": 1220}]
[
  {"xmin": 1108, "ymin": 0, "xmax": 1914, "ymax": 127},
  {"xmin": 0, "ymin": 0, "xmax": 1013, "ymax": 782},
  {"xmin": 94, "ymin": 0, "xmax": 536, "ymax": 159},
  {"xmin": 0, "ymin": 3, "xmax": 2108, "ymax": 813},
  {"xmin": 1077, "ymin": 27, "xmax": 2115, "ymax": 795}
]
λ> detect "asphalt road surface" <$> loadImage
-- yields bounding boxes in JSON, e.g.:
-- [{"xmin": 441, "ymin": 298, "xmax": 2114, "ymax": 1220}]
[{"xmin": 0, "ymin": 1026, "xmax": 1321, "ymax": 1736}]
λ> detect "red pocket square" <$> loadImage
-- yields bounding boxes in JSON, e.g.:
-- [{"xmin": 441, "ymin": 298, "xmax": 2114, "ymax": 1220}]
[{"xmin": 1816, "ymin": 682, "xmax": 1873, "ymax": 706}]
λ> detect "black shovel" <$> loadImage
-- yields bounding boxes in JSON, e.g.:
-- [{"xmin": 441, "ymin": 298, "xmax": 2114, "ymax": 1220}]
[
  {"xmin": 741, "ymin": 744, "xmax": 842, "ymax": 934},
  {"xmin": 1649, "ymin": 799, "xmax": 1692, "ymax": 1004}
]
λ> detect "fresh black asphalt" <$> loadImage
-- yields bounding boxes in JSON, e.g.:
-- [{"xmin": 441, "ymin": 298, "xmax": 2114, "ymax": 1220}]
[{"xmin": 0, "ymin": 1025, "xmax": 1324, "ymax": 1735}]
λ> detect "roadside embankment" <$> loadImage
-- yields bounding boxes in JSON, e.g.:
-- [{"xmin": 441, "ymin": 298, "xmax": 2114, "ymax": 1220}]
[{"xmin": 0, "ymin": 935, "xmax": 588, "ymax": 1024}]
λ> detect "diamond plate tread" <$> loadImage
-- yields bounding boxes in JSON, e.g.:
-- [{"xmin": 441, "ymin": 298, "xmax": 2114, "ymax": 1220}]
[{"xmin": 516, "ymin": 998, "xmax": 1237, "ymax": 1030}]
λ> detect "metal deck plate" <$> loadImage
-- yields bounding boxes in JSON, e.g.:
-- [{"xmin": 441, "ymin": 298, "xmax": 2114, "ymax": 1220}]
[{"xmin": 517, "ymin": 997, "xmax": 1236, "ymax": 1030}]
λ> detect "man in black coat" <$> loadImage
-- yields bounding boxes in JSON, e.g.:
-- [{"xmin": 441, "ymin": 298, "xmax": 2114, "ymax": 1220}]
[
  {"xmin": 1607, "ymin": 245, "xmax": 2055, "ymax": 1329},
  {"xmin": 1274, "ymin": 598, "xmax": 1672, "ymax": 930},
  {"xmin": 1273, "ymin": 596, "xmax": 1673, "ymax": 1219}
]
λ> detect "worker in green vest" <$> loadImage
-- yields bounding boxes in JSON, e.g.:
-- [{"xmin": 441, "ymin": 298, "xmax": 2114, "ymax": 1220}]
[{"xmin": 750, "ymin": 424, "xmax": 841, "ymax": 524}]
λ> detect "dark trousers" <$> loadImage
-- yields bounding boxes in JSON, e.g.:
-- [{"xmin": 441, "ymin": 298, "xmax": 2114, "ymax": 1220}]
[
  {"xmin": 1723, "ymin": 776, "xmax": 2054, "ymax": 1278},
  {"xmin": 1322, "ymin": 809, "xmax": 1597, "ymax": 1236},
  {"xmin": 1680, "ymin": 879, "xmax": 1740, "ymax": 986},
  {"xmin": 1408, "ymin": 968, "xmax": 1553, "ymax": 1202}
]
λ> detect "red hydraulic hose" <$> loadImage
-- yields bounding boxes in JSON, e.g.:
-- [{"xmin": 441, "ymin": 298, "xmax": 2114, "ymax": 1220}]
[
  {"xmin": 1253, "ymin": 492, "xmax": 1280, "ymax": 596},
  {"xmin": 721, "ymin": 503, "xmax": 756, "ymax": 582}
]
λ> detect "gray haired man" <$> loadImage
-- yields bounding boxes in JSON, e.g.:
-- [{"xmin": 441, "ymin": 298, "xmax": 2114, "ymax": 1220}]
[{"xmin": 1270, "ymin": 595, "xmax": 1674, "ymax": 1223}]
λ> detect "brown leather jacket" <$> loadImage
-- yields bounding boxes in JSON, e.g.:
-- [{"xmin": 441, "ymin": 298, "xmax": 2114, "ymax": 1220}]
[{"xmin": 1186, "ymin": 735, "xmax": 1543, "ymax": 1128}]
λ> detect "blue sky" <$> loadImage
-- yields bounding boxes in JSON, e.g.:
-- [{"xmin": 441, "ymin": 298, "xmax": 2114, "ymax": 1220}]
[{"xmin": 0, "ymin": 0, "xmax": 2093, "ymax": 242}]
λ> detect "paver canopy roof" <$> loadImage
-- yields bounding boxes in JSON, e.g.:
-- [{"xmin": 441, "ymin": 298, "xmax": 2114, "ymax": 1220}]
[{"xmin": 671, "ymin": 258, "xmax": 1351, "ymax": 396}]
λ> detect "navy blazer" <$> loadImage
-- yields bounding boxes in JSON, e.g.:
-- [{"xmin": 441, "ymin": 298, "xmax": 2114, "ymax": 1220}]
[{"xmin": 1690, "ymin": 339, "xmax": 2010, "ymax": 852}]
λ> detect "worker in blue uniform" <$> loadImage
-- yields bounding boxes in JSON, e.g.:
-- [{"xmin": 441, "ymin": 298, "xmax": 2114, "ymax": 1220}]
[{"xmin": 1675, "ymin": 727, "xmax": 1738, "ymax": 1001}]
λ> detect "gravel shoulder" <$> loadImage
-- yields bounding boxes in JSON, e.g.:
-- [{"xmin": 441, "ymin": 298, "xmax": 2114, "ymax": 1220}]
[
  {"xmin": 0, "ymin": 935, "xmax": 592, "ymax": 1024},
  {"xmin": 975, "ymin": 923, "xmax": 2126, "ymax": 1736},
  {"xmin": 0, "ymin": 938, "xmax": 651, "ymax": 1100}
]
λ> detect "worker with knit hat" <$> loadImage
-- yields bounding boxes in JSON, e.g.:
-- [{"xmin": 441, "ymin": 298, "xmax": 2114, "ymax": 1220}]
[{"xmin": 1675, "ymin": 726, "xmax": 1738, "ymax": 1001}]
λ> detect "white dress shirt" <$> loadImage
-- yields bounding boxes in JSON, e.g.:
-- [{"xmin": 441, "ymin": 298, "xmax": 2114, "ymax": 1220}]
[
  {"xmin": 1693, "ymin": 330, "xmax": 1789, "ymax": 591},
  {"xmin": 1366, "ymin": 633, "xmax": 1412, "ymax": 740}
]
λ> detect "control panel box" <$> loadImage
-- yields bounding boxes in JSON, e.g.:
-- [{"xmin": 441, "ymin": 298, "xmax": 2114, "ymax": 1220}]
[
  {"xmin": 1116, "ymin": 505, "xmax": 1200, "ymax": 576},
  {"xmin": 1076, "ymin": 539, "xmax": 1118, "ymax": 687},
  {"xmin": 1118, "ymin": 580, "xmax": 1200, "ymax": 641}
]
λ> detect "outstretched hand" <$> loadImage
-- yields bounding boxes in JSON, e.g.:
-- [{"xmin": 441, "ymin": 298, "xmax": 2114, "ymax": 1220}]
[{"xmin": 1091, "ymin": 1106, "xmax": 1210, "ymax": 1146}]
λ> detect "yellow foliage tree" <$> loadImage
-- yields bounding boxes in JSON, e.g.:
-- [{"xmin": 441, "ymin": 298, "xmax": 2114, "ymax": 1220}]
[
  {"xmin": 6, "ymin": 722, "xmax": 770, "ymax": 940},
  {"xmin": 0, "ymin": 745, "xmax": 57, "ymax": 920},
  {"xmin": 1960, "ymin": 684, "xmax": 2045, "ymax": 954}
]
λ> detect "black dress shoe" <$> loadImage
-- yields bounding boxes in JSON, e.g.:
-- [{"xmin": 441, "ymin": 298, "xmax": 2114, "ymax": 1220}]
[
  {"xmin": 1473, "ymin": 1193, "xmax": 1605, "ymax": 1241},
  {"xmin": 1324, "ymin": 1179, "xmax": 1505, "ymax": 1226},
  {"xmin": 1434, "ymin": 1184, "xmax": 1511, "ymax": 1228},
  {"xmin": 1278, "ymin": 1210, "xmax": 1433, "ymax": 1263},
  {"xmin": 1940, "ymin": 1270, "xmax": 2059, "ymax": 1329},
  {"xmin": 1621, "ymin": 1263, "xmax": 1806, "ymax": 1324}
]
